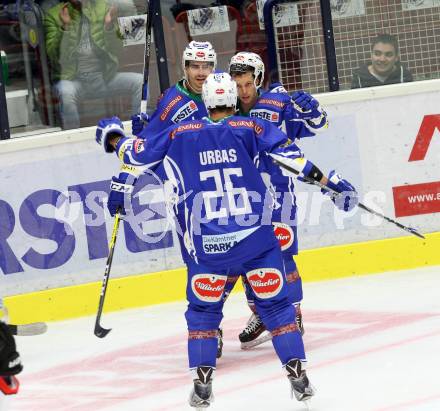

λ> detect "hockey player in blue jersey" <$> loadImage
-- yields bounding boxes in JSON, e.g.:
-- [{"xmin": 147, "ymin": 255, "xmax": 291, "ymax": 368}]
[
  {"xmin": 131, "ymin": 40, "xmax": 216, "ymax": 137},
  {"xmin": 96, "ymin": 72, "xmax": 357, "ymax": 408},
  {"xmin": 225, "ymin": 51, "xmax": 331, "ymax": 348}
]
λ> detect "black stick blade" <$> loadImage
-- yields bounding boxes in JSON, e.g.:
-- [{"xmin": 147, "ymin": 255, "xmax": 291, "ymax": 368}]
[
  {"xmin": 94, "ymin": 324, "xmax": 111, "ymax": 338},
  {"xmin": 408, "ymin": 227, "xmax": 425, "ymax": 239}
]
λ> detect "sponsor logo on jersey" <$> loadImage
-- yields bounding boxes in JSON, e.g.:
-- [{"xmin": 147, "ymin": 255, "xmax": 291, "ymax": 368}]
[
  {"xmin": 191, "ymin": 274, "xmax": 226, "ymax": 302},
  {"xmin": 170, "ymin": 122, "xmax": 203, "ymax": 139},
  {"xmin": 203, "ymin": 239, "xmax": 238, "ymax": 254},
  {"xmin": 134, "ymin": 139, "xmax": 145, "ymax": 154},
  {"xmin": 228, "ymin": 119, "xmax": 254, "ymax": 128},
  {"xmin": 273, "ymin": 222, "xmax": 294, "ymax": 251},
  {"xmin": 160, "ymin": 95, "xmax": 183, "ymax": 121},
  {"xmin": 121, "ymin": 163, "xmax": 139, "ymax": 174},
  {"xmin": 250, "ymin": 109, "xmax": 280, "ymax": 123},
  {"xmin": 202, "ymin": 227, "xmax": 257, "ymax": 254},
  {"xmin": 171, "ymin": 100, "xmax": 198, "ymax": 123},
  {"xmin": 246, "ymin": 268, "xmax": 283, "ymax": 299},
  {"xmin": 258, "ymin": 98, "xmax": 285, "ymax": 109}
]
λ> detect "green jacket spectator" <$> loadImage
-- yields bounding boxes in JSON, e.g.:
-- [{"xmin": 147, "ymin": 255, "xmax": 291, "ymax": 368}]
[
  {"xmin": 43, "ymin": 0, "xmax": 142, "ymax": 130},
  {"xmin": 44, "ymin": 0, "xmax": 121, "ymax": 82}
]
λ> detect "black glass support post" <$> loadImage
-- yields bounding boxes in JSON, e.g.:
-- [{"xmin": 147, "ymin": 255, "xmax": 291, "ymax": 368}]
[
  {"xmin": 319, "ymin": 0, "xmax": 339, "ymax": 91},
  {"xmin": 152, "ymin": 0, "xmax": 170, "ymax": 93},
  {"xmin": 0, "ymin": 60, "xmax": 10, "ymax": 140}
]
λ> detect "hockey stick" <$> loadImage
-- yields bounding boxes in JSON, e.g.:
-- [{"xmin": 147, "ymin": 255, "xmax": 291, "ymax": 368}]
[
  {"xmin": 0, "ymin": 302, "xmax": 47, "ymax": 336},
  {"xmin": 270, "ymin": 154, "xmax": 425, "ymax": 240},
  {"xmin": 8, "ymin": 323, "xmax": 48, "ymax": 336},
  {"xmin": 94, "ymin": 212, "xmax": 121, "ymax": 338},
  {"xmin": 140, "ymin": 0, "xmax": 154, "ymax": 113}
]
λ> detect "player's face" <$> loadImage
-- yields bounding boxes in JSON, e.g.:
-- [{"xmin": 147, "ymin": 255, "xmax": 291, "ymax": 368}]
[
  {"xmin": 371, "ymin": 42, "xmax": 398, "ymax": 76},
  {"xmin": 232, "ymin": 72, "xmax": 258, "ymax": 107},
  {"xmin": 185, "ymin": 62, "xmax": 214, "ymax": 93}
]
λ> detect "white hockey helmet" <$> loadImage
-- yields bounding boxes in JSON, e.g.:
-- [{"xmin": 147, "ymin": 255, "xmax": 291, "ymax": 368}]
[
  {"xmin": 202, "ymin": 72, "xmax": 237, "ymax": 110},
  {"xmin": 182, "ymin": 41, "xmax": 217, "ymax": 71},
  {"xmin": 228, "ymin": 52, "xmax": 265, "ymax": 89}
]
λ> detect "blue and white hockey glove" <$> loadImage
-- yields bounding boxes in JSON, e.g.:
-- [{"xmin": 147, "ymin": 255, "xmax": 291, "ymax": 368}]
[
  {"xmin": 96, "ymin": 117, "xmax": 125, "ymax": 153},
  {"xmin": 131, "ymin": 112, "xmax": 149, "ymax": 137},
  {"xmin": 107, "ymin": 175, "xmax": 135, "ymax": 216},
  {"xmin": 322, "ymin": 170, "xmax": 358, "ymax": 212},
  {"xmin": 292, "ymin": 90, "xmax": 319, "ymax": 112},
  {"xmin": 291, "ymin": 90, "xmax": 328, "ymax": 130}
]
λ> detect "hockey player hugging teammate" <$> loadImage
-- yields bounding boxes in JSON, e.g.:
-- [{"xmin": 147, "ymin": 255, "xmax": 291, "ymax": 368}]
[{"xmin": 95, "ymin": 72, "xmax": 357, "ymax": 408}]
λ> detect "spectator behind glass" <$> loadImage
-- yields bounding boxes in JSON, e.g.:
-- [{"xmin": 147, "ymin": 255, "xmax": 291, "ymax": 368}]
[
  {"xmin": 44, "ymin": 0, "xmax": 143, "ymax": 129},
  {"xmin": 351, "ymin": 34, "xmax": 413, "ymax": 89}
]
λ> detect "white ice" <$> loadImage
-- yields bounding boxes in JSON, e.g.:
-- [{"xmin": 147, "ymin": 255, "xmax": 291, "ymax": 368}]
[{"xmin": 6, "ymin": 265, "xmax": 440, "ymax": 411}]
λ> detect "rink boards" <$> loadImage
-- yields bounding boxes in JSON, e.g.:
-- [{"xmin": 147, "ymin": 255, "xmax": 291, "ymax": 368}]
[{"xmin": 1, "ymin": 80, "xmax": 440, "ymax": 323}]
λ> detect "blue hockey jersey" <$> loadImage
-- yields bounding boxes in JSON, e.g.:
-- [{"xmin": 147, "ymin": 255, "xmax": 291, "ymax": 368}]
[
  {"xmin": 236, "ymin": 85, "xmax": 319, "ymax": 243},
  {"xmin": 115, "ymin": 116, "xmax": 312, "ymax": 268},
  {"xmin": 140, "ymin": 80, "xmax": 208, "ymax": 138}
]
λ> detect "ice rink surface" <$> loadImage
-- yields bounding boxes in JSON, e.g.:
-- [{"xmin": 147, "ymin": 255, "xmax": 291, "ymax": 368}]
[{"xmin": 8, "ymin": 265, "xmax": 440, "ymax": 411}]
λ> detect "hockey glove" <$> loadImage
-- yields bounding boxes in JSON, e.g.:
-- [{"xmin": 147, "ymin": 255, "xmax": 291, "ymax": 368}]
[
  {"xmin": 107, "ymin": 175, "xmax": 135, "ymax": 217},
  {"xmin": 131, "ymin": 112, "xmax": 149, "ymax": 137},
  {"xmin": 291, "ymin": 90, "xmax": 319, "ymax": 112},
  {"xmin": 0, "ymin": 322, "xmax": 23, "ymax": 378},
  {"xmin": 96, "ymin": 117, "xmax": 125, "ymax": 153},
  {"xmin": 322, "ymin": 170, "xmax": 358, "ymax": 212},
  {"xmin": 291, "ymin": 90, "xmax": 328, "ymax": 129}
]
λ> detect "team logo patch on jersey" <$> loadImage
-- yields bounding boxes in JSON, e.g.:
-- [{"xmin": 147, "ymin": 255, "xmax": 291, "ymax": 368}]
[
  {"xmin": 246, "ymin": 268, "xmax": 283, "ymax": 299},
  {"xmin": 250, "ymin": 109, "xmax": 280, "ymax": 123},
  {"xmin": 270, "ymin": 85, "xmax": 288, "ymax": 94},
  {"xmin": 191, "ymin": 274, "xmax": 226, "ymax": 302},
  {"xmin": 273, "ymin": 222, "xmax": 294, "ymax": 251},
  {"xmin": 134, "ymin": 139, "xmax": 145, "ymax": 153},
  {"xmin": 171, "ymin": 100, "xmax": 198, "ymax": 123},
  {"xmin": 160, "ymin": 95, "xmax": 183, "ymax": 120}
]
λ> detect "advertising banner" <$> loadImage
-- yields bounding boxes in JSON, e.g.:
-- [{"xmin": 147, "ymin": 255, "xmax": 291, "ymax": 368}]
[
  {"xmin": 294, "ymin": 88, "xmax": 440, "ymax": 249},
  {"xmin": 0, "ymin": 138, "xmax": 183, "ymax": 296}
]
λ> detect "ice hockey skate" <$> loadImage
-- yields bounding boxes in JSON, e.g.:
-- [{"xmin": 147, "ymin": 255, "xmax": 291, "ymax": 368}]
[
  {"xmin": 286, "ymin": 359, "xmax": 315, "ymax": 405},
  {"xmin": 239, "ymin": 313, "xmax": 272, "ymax": 349},
  {"xmin": 189, "ymin": 366, "xmax": 214, "ymax": 409}
]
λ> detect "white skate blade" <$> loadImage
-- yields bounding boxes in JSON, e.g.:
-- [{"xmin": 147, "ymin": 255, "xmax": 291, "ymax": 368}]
[
  {"xmin": 240, "ymin": 332, "xmax": 272, "ymax": 349},
  {"xmin": 9, "ymin": 322, "xmax": 48, "ymax": 336}
]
